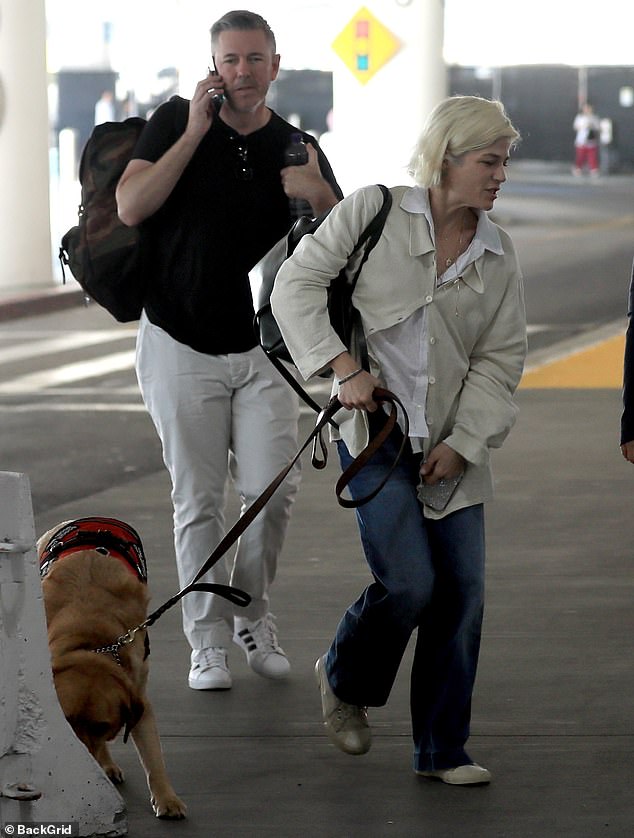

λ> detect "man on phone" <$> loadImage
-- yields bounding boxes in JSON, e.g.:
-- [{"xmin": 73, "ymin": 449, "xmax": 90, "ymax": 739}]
[{"xmin": 116, "ymin": 10, "xmax": 342, "ymax": 690}]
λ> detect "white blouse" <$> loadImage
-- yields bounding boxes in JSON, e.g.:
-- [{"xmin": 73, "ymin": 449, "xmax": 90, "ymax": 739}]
[{"xmin": 366, "ymin": 187, "xmax": 503, "ymax": 450}]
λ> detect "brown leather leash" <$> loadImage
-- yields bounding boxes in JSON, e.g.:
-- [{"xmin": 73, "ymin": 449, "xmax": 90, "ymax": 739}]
[
  {"xmin": 113, "ymin": 387, "xmax": 408, "ymax": 647},
  {"xmin": 311, "ymin": 388, "xmax": 409, "ymax": 509}
]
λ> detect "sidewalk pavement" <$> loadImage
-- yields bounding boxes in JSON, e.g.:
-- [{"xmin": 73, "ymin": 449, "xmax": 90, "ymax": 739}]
[
  {"xmin": 31, "ymin": 386, "xmax": 634, "ymax": 838},
  {"xmin": 4, "ymin": 287, "xmax": 630, "ymax": 836}
]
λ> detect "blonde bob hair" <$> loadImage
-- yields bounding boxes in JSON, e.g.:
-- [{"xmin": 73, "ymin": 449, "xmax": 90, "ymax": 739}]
[{"xmin": 408, "ymin": 96, "xmax": 520, "ymax": 188}]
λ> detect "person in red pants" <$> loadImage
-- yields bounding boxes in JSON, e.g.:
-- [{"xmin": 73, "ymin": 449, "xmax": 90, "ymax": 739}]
[{"xmin": 573, "ymin": 102, "xmax": 601, "ymax": 176}]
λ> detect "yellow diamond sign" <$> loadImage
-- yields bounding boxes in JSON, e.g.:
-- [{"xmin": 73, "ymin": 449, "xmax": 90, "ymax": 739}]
[{"xmin": 332, "ymin": 6, "xmax": 401, "ymax": 85}]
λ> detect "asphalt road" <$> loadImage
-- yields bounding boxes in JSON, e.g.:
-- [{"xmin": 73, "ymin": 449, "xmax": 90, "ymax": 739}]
[
  {"xmin": 1, "ymin": 163, "xmax": 632, "ymax": 520},
  {"xmin": 494, "ymin": 164, "xmax": 634, "ymax": 352}
]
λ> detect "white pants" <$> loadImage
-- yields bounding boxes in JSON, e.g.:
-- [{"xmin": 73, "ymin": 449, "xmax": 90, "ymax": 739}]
[{"xmin": 136, "ymin": 312, "xmax": 301, "ymax": 649}]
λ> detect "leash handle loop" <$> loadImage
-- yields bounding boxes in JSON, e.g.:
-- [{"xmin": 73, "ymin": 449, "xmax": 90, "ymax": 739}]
[{"xmin": 334, "ymin": 387, "xmax": 409, "ymax": 508}]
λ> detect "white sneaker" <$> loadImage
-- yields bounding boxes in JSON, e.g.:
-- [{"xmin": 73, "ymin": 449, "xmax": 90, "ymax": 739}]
[
  {"xmin": 233, "ymin": 613, "xmax": 290, "ymax": 679},
  {"xmin": 315, "ymin": 655, "xmax": 371, "ymax": 755},
  {"xmin": 188, "ymin": 647, "xmax": 232, "ymax": 690},
  {"xmin": 416, "ymin": 763, "xmax": 492, "ymax": 785}
]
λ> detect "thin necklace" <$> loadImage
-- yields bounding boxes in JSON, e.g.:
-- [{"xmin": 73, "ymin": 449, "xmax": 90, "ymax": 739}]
[{"xmin": 444, "ymin": 210, "xmax": 466, "ymax": 268}]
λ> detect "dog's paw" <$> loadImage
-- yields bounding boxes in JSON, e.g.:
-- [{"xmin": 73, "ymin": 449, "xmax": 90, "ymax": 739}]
[
  {"xmin": 104, "ymin": 763, "xmax": 125, "ymax": 785},
  {"xmin": 152, "ymin": 792, "xmax": 187, "ymax": 819}
]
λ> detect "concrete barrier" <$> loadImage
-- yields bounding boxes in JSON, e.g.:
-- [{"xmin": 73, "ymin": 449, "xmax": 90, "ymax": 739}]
[{"xmin": 0, "ymin": 471, "xmax": 127, "ymax": 836}]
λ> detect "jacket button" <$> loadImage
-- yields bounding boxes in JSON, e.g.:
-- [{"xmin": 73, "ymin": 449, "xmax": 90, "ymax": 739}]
[
  {"xmin": 425, "ymin": 295, "xmax": 433, "ymax": 303},
  {"xmin": 429, "ymin": 377, "xmax": 436, "ymax": 385}
]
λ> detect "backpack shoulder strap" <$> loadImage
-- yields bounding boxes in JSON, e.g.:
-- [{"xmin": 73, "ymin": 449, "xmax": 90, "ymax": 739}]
[
  {"xmin": 265, "ymin": 351, "xmax": 336, "ymax": 422},
  {"xmin": 353, "ymin": 185, "xmax": 392, "ymax": 252},
  {"xmin": 347, "ymin": 184, "xmax": 392, "ymax": 371},
  {"xmin": 349, "ymin": 184, "xmax": 392, "ymax": 270}
]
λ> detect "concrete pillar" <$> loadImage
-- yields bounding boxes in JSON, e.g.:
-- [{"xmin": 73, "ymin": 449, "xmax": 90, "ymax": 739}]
[
  {"xmin": 0, "ymin": 472, "xmax": 127, "ymax": 836},
  {"xmin": 0, "ymin": 0, "xmax": 53, "ymax": 291},
  {"xmin": 324, "ymin": 0, "xmax": 447, "ymax": 195}
]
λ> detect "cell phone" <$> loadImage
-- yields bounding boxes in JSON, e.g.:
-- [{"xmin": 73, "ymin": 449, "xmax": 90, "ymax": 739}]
[
  {"xmin": 417, "ymin": 472, "xmax": 464, "ymax": 511},
  {"xmin": 207, "ymin": 62, "xmax": 225, "ymax": 112}
]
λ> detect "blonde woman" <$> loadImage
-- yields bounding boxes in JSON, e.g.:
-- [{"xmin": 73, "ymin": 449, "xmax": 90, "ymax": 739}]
[{"xmin": 272, "ymin": 96, "xmax": 527, "ymax": 784}]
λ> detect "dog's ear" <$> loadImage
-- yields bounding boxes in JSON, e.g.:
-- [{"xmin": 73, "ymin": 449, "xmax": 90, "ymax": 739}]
[{"xmin": 122, "ymin": 696, "xmax": 145, "ymax": 743}]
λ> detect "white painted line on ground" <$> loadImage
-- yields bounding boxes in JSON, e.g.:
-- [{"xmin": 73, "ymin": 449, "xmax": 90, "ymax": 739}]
[
  {"xmin": 11, "ymin": 385, "xmax": 142, "ymax": 396},
  {"xmin": 0, "ymin": 402, "xmax": 146, "ymax": 413},
  {"xmin": 0, "ymin": 351, "xmax": 136, "ymax": 394},
  {"xmin": 0, "ymin": 330, "xmax": 136, "ymax": 365}
]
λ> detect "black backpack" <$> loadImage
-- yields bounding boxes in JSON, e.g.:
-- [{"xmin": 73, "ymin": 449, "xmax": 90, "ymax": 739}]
[
  {"xmin": 250, "ymin": 185, "xmax": 392, "ymax": 413},
  {"xmin": 58, "ymin": 117, "xmax": 147, "ymax": 322}
]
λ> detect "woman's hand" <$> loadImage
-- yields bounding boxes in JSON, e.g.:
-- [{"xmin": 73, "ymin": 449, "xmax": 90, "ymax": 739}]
[
  {"xmin": 330, "ymin": 353, "xmax": 381, "ymax": 412},
  {"xmin": 420, "ymin": 442, "xmax": 465, "ymax": 485},
  {"xmin": 337, "ymin": 369, "xmax": 382, "ymax": 412}
]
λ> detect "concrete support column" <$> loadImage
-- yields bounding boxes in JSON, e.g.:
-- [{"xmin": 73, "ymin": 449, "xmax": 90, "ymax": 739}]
[
  {"xmin": 326, "ymin": 0, "xmax": 447, "ymax": 195},
  {"xmin": 0, "ymin": 0, "xmax": 52, "ymax": 291},
  {"xmin": 0, "ymin": 472, "xmax": 127, "ymax": 836}
]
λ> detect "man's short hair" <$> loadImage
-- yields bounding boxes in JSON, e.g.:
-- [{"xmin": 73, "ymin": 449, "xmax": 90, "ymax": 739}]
[{"xmin": 211, "ymin": 10, "xmax": 277, "ymax": 54}]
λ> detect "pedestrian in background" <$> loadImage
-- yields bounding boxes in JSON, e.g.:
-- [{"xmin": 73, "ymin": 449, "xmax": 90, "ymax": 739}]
[
  {"xmin": 272, "ymin": 95, "xmax": 527, "ymax": 785},
  {"xmin": 94, "ymin": 90, "xmax": 116, "ymax": 125},
  {"xmin": 116, "ymin": 9, "xmax": 342, "ymax": 691},
  {"xmin": 573, "ymin": 102, "xmax": 601, "ymax": 176}
]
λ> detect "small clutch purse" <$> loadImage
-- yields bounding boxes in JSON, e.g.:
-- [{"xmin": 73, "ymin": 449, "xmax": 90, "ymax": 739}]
[{"xmin": 417, "ymin": 472, "xmax": 463, "ymax": 511}]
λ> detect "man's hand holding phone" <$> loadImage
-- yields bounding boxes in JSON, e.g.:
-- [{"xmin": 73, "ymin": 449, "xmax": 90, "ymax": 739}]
[
  {"xmin": 186, "ymin": 68, "xmax": 225, "ymax": 139},
  {"xmin": 206, "ymin": 65, "xmax": 225, "ymax": 114},
  {"xmin": 281, "ymin": 144, "xmax": 339, "ymax": 214}
]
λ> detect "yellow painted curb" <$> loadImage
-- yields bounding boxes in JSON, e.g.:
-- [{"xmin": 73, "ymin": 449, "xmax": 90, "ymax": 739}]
[{"xmin": 520, "ymin": 334, "xmax": 625, "ymax": 389}]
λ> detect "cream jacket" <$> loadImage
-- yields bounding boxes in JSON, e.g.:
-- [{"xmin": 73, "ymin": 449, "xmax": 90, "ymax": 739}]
[{"xmin": 271, "ymin": 184, "xmax": 527, "ymax": 517}]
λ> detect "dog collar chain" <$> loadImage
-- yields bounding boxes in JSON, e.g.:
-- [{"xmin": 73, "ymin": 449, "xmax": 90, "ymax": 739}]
[
  {"xmin": 93, "ymin": 628, "xmax": 150, "ymax": 667},
  {"xmin": 93, "ymin": 641, "xmax": 124, "ymax": 667}
]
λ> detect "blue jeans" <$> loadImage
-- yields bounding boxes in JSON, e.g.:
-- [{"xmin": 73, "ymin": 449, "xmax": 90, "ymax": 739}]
[{"xmin": 328, "ymin": 423, "xmax": 485, "ymax": 772}]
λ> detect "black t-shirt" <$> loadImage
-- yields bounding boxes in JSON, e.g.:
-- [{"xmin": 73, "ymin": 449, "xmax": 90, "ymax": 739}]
[{"xmin": 132, "ymin": 96, "xmax": 342, "ymax": 354}]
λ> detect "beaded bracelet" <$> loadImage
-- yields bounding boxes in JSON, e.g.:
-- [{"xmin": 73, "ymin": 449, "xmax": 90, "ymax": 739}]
[{"xmin": 336, "ymin": 367, "xmax": 363, "ymax": 386}]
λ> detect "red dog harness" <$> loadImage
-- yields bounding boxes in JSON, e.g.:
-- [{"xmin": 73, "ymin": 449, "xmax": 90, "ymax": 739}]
[{"xmin": 39, "ymin": 517, "xmax": 148, "ymax": 583}]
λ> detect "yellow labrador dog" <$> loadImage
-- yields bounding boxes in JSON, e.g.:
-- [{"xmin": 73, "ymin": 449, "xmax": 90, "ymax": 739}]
[{"xmin": 38, "ymin": 517, "xmax": 186, "ymax": 820}]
